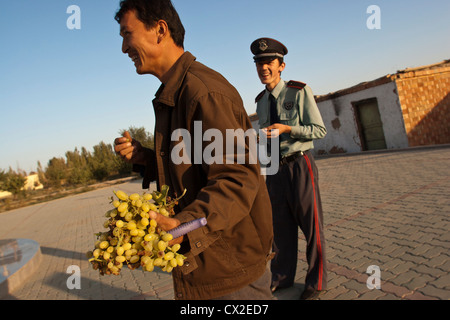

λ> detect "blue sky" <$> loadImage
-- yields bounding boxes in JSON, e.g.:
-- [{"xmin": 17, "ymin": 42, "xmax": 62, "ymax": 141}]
[{"xmin": 1, "ymin": 0, "xmax": 449, "ymax": 172}]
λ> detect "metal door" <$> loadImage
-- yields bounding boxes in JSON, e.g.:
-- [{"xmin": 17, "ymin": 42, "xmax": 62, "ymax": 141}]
[{"xmin": 355, "ymin": 99, "xmax": 387, "ymax": 151}]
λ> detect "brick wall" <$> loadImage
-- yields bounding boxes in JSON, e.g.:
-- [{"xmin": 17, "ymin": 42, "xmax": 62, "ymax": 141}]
[{"xmin": 396, "ymin": 63, "xmax": 450, "ymax": 147}]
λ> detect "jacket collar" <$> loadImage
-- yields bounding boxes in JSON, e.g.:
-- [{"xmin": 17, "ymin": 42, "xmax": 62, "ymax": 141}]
[
  {"xmin": 266, "ymin": 78, "xmax": 285, "ymax": 100},
  {"xmin": 155, "ymin": 51, "xmax": 196, "ymax": 107}
]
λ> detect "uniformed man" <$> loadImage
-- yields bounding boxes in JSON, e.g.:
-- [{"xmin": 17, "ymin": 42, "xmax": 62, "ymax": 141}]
[{"xmin": 251, "ymin": 37, "xmax": 328, "ymax": 300}]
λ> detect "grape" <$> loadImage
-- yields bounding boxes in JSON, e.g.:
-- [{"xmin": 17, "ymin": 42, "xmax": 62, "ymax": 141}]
[
  {"xmin": 99, "ymin": 241, "xmax": 109, "ymax": 250},
  {"xmin": 115, "ymin": 190, "xmax": 128, "ymax": 201},
  {"xmin": 164, "ymin": 252, "xmax": 174, "ymax": 261},
  {"xmin": 143, "ymin": 194, "xmax": 152, "ymax": 201},
  {"xmin": 140, "ymin": 217, "xmax": 149, "ymax": 227},
  {"xmin": 129, "ymin": 193, "xmax": 140, "ymax": 201},
  {"xmin": 159, "ymin": 208, "xmax": 169, "ymax": 217},
  {"xmin": 116, "ymin": 246, "xmax": 125, "ymax": 256},
  {"xmin": 124, "ymin": 212, "xmax": 133, "ymax": 222},
  {"xmin": 164, "ymin": 265, "xmax": 173, "ymax": 273},
  {"xmin": 162, "ymin": 233, "xmax": 173, "ymax": 242},
  {"xmin": 110, "ymin": 266, "xmax": 120, "ymax": 274},
  {"xmin": 130, "ymin": 255, "xmax": 140, "ymax": 264},
  {"xmin": 170, "ymin": 258, "xmax": 178, "ymax": 268},
  {"xmin": 153, "ymin": 258, "xmax": 163, "ymax": 266},
  {"xmin": 176, "ymin": 255, "xmax": 185, "ymax": 266},
  {"xmin": 145, "ymin": 263, "xmax": 154, "ymax": 272},
  {"xmin": 116, "ymin": 220, "xmax": 124, "ymax": 228},
  {"xmin": 116, "ymin": 255, "xmax": 126, "ymax": 263},
  {"xmin": 145, "ymin": 234, "xmax": 157, "ymax": 242},
  {"xmin": 88, "ymin": 186, "xmax": 188, "ymax": 276},
  {"xmin": 140, "ymin": 211, "xmax": 149, "ymax": 219},
  {"xmin": 141, "ymin": 203, "xmax": 150, "ymax": 213},
  {"xmin": 93, "ymin": 249, "xmax": 101, "ymax": 258},
  {"xmin": 103, "ymin": 251, "xmax": 111, "ymax": 260},
  {"xmin": 137, "ymin": 229, "xmax": 146, "ymax": 237},
  {"xmin": 118, "ymin": 202, "xmax": 128, "ymax": 213},
  {"xmin": 112, "ymin": 200, "xmax": 120, "ymax": 208}
]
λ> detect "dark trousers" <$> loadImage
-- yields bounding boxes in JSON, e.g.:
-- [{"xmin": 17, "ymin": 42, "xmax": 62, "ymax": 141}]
[{"xmin": 266, "ymin": 151, "xmax": 327, "ymax": 291}]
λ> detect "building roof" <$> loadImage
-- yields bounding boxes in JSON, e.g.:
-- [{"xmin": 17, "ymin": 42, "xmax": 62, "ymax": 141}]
[
  {"xmin": 315, "ymin": 59, "xmax": 450, "ymax": 103},
  {"xmin": 247, "ymin": 59, "xmax": 450, "ymax": 119}
]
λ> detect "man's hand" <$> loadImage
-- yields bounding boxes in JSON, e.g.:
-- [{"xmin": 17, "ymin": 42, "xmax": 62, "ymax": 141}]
[
  {"xmin": 263, "ymin": 123, "xmax": 291, "ymax": 139},
  {"xmin": 114, "ymin": 131, "xmax": 146, "ymax": 165},
  {"xmin": 148, "ymin": 210, "xmax": 183, "ymax": 246}
]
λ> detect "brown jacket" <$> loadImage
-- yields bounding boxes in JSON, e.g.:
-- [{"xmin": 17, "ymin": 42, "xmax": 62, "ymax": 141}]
[{"xmin": 137, "ymin": 52, "xmax": 273, "ymax": 300}]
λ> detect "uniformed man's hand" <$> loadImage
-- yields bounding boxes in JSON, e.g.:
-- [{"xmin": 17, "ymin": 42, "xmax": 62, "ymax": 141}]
[
  {"xmin": 263, "ymin": 124, "xmax": 291, "ymax": 138},
  {"xmin": 148, "ymin": 211, "xmax": 183, "ymax": 246},
  {"xmin": 114, "ymin": 131, "xmax": 147, "ymax": 165}
]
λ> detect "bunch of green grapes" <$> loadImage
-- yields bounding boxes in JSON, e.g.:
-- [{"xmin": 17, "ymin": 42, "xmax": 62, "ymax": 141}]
[{"xmin": 86, "ymin": 186, "xmax": 187, "ymax": 276}]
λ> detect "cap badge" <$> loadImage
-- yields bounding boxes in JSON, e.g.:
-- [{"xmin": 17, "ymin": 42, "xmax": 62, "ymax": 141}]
[{"xmin": 259, "ymin": 40, "xmax": 268, "ymax": 51}]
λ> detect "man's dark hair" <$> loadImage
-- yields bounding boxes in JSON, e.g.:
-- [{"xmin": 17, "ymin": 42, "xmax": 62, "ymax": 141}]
[{"xmin": 115, "ymin": 0, "xmax": 185, "ymax": 48}]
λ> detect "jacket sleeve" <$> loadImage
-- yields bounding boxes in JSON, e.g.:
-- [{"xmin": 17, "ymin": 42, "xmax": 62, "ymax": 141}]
[
  {"xmin": 173, "ymin": 92, "xmax": 262, "ymax": 258},
  {"xmin": 289, "ymin": 86, "xmax": 327, "ymax": 140}
]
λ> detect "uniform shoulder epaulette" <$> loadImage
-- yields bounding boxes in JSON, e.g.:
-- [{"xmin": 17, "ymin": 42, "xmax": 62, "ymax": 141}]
[
  {"xmin": 287, "ymin": 80, "xmax": 307, "ymax": 90},
  {"xmin": 255, "ymin": 90, "xmax": 265, "ymax": 103}
]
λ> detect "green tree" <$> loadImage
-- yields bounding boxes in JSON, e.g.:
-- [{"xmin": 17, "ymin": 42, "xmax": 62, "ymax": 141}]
[
  {"xmin": 0, "ymin": 169, "xmax": 6, "ymax": 190},
  {"xmin": 45, "ymin": 157, "xmax": 67, "ymax": 188},
  {"xmin": 66, "ymin": 148, "xmax": 93, "ymax": 185},
  {"xmin": 0, "ymin": 168, "xmax": 26, "ymax": 197},
  {"xmin": 89, "ymin": 141, "xmax": 117, "ymax": 181},
  {"xmin": 37, "ymin": 161, "xmax": 47, "ymax": 187}
]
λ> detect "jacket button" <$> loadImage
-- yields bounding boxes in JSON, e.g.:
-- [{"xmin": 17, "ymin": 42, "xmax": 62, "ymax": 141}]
[
  {"xmin": 185, "ymin": 261, "xmax": 190, "ymax": 267},
  {"xmin": 195, "ymin": 241, "xmax": 202, "ymax": 248},
  {"xmin": 177, "ymin": 293, "xmax": 183, "ymax": 298},
  {"xmin": 160, "ymin": 151, "xmax": 166, "ymax": 157}
]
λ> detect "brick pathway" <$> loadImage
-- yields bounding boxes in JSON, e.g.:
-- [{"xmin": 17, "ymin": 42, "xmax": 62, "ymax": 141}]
[{"xmin": 1, "ymin": 145, "xmax": 449, "ymax": 300}]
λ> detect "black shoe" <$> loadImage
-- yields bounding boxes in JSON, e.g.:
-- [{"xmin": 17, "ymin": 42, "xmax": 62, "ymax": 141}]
[{"xmin": 300, "ymin": 287, "xmax": 324, "ymax": 300}]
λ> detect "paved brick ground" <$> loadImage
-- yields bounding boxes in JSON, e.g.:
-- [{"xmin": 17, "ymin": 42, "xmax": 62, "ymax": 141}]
[{"xmin": 1, "ymin": 145, "xmax": 449, "ymax": 300}]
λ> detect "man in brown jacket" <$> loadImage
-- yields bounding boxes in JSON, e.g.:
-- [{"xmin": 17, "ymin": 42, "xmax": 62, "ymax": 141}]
[{"xmin": 113, "ymin": 0, "xmax": 273, "ymax": 300}]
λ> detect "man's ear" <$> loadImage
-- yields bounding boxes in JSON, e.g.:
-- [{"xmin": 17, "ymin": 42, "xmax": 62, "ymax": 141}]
[
  {"xmin": 156, "ymin": 20, "xmax": 169, "ymax": 44},
  {"xmin": 279, "ymin": 62, "xmax": 286, "ymax": 76}
]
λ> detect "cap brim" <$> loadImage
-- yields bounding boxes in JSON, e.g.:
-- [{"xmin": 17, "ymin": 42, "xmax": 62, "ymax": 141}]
[{"xmin": 253, "ymin": 53, "xmax": 284, "ymax": 62}]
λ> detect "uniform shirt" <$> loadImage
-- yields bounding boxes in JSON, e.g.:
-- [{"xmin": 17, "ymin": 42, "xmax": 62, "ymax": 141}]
[{"xmin": 256, "ymin": 79, "xmax": 327, "ymax": 158}]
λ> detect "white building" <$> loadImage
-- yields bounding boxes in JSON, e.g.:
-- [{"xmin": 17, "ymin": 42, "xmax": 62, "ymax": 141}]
[{"xmin": 250, "ymin": 59, "xmax": 450, "ymax": 156}]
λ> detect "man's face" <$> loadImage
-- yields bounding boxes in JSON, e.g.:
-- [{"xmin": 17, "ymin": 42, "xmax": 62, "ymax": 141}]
[
  {"xmin": 120, "ymin": 10, "xmax": 160, "ymax": 75},
  {"xmin": 256, "ymin": 59, "xmax": 285, "ymax": 88}
]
